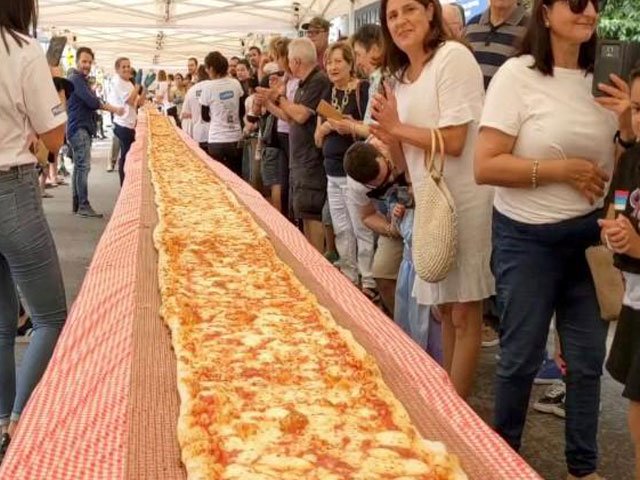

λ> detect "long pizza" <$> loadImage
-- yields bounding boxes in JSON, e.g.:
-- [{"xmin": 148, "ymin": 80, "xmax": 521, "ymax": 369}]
[{"xmin": 147, "ymin": 112, "xmax": 468, "ymax": 480}]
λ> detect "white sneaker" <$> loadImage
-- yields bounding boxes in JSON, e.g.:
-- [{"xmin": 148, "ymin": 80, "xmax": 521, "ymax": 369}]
[{"xmin": 533, "ymin": 383, "xmax": 566, "ymax": 415}]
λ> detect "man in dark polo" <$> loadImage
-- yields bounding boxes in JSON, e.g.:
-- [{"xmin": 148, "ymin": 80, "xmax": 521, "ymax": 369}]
[
  {"xmin": 255, "ymin": 37, "xmax": 330, "ymax": 253},
  {"xmin": 464, "ymin": 0, "xmax": 529, "ymax": 89}
]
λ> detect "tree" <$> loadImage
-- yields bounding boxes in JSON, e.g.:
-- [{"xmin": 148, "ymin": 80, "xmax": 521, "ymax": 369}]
[{"xmin": 599, "ymin": 0, "xmax": 640, "ymax": 41}]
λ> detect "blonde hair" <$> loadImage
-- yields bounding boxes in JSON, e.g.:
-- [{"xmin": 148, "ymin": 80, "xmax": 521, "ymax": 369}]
[
  {"xmin": 324, "ymin": 41, "xmax": 355, "ymax": 73},
  {"xmin": 269, "ymin": 36, "xmax": 291, "ymax": 62}
]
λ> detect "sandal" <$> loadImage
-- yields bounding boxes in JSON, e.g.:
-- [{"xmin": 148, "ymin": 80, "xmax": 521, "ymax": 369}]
[{"xmin": 361, "ymin": 287, "xmax": 380, "ymax": 304}]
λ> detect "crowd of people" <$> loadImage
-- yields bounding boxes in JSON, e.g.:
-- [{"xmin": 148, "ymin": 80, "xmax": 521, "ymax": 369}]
[{"xmin": 1, "ymin": 0, "xmax": 639, "ymax": 479}]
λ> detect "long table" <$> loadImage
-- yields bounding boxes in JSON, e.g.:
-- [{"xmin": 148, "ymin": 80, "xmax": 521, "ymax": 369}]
[{"xmin": 0, "ymin": 115, "xmax": 541, "ymax": 480}]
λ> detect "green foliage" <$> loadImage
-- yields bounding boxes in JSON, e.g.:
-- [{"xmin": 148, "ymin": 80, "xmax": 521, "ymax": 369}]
[{"xmin": 599, "ymin": 0, "xmax": 640, "ymax": 41}]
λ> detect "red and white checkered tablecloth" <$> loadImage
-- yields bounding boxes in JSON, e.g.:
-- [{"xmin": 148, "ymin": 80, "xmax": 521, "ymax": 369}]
[{"xmin": 0, "ymin": 116, "xmax": 541, "ymax": 480}]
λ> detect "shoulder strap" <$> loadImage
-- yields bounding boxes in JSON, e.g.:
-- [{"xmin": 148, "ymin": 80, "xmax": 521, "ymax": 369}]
[
  {"xmin": 425, "ymin": 128, "xmax": 445, "ymax": 179},
  {"xmin": 355, "ymin": 80, "xmax": 363, "ymax": 120}
]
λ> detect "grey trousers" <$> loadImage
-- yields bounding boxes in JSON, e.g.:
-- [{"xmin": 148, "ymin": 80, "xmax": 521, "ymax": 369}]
[{"xmin": 0, "ymin": 165, "xmax": 66, "ymax": 424}]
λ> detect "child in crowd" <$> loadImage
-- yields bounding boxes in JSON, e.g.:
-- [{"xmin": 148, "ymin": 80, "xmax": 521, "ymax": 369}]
[
  {"xmin": 598, "ymin": 68, "xmax": 640, "ymax": 480},
  {"xmin": 392, "ymin": 199, "xmax": 443, "ymax": 364}
]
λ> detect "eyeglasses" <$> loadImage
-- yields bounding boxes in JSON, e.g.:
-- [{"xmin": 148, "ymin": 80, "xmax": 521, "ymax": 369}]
[
  {"xmin": 364, "ymin": 157, "xmax": 394, "ymax": 191},
  {"xmin": 561, "ymin": 0, "xmax": 601, "ymax": 13},
  {"xmin": 305, "ymin": 29, "xmax": 327, "ymax": 37}
]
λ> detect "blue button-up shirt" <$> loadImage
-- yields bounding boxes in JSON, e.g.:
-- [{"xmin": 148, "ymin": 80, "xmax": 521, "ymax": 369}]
[{"xmin": 66, "ymin": 69, "xmax": 101, "ymax": 138}]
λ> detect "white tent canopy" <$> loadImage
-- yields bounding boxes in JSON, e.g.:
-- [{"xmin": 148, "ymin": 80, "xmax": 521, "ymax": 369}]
[{"xmin": 39, "ymin": 0, "xmax": 379, "ymax": 71}]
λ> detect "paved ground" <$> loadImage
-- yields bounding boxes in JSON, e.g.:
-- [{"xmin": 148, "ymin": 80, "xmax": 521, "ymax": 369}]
[{"xmin": 17, "ymin": 137, "xmax": 635, "ymax": 480}]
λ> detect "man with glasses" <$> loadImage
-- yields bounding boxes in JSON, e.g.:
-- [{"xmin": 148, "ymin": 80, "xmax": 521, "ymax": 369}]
[{"xmin": 301, "ymin": 16, "xmax": 331, "ymax": 70}]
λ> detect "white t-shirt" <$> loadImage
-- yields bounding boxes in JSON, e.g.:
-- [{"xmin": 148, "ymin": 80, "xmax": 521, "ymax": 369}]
[
  {"xmin": 244, "ymin": 94, "xmax": 255, "ymax": 126},
  {"xmin": 481, "ymin": 55, "xmax": 618, "ymax": 224},
  {"xmin": 108, "ymin": 76, "xmax": 137, "ymax": 129},
  {"xmin": 622, "ymin": 272, "xmax": 640, "ymax": 309},
  {"xmin": 277, "ymin": 77, "xmax": 299, "ymax": 135},
  {"xmin": 155, "ymin": 81, "xmax": 172, "ymax": 110},
  {"xmin": 183, "ymin": 81, "xmax": 210, "ymax": 143},
  {"xmin": 0, "ymin": 33, "xmax": 67, "ymax": 170},
  {"xmin": 347, "ymin": 175, "xmax": 373, "ymax": 211},
  {"xmin": 199, "ymin": 77, "xmax": 243, "ymax": 143}
]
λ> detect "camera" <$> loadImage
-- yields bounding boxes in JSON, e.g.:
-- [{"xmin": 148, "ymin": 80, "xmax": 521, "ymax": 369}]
[{"xmin": 593, "ymin": 40, "xmax": 640, "ymax": 96}]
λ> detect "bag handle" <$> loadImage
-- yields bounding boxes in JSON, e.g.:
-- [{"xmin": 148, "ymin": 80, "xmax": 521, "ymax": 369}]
[
  {"xmin": 355, "ymin": 80, "xmax": 363, "ymax": 120},
  {"xmin": 424, "ymin": 128, "xmax": 446, "ymax": 180}
]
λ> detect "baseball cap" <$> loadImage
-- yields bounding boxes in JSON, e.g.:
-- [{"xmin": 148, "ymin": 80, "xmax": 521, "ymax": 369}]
[
  {"xmin": 301, "ymin": 16, "xmax": 331, "ymax": 31},
  {"xmin": 263, "ymin": 62, "xmax": 280, "ymax": 76}
]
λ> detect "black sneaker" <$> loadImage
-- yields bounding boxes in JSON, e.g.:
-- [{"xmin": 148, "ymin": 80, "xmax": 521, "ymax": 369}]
[
  {"xmin": 72, "ymin": 195, "xmax": 79, "ymax": 214},
  {"xmin": 16, "ymin": 317, "xmax": 33, "ymax": 343},
  {"xmin": 533, "ymin": 383, "xmax": 566, "ymax": 414},
  {"xmin": 0, "ymin": 433, "xmax": 10, "ymax": 464},
  {"xmin": 76, "ymin": 206, "xmax": 104, "ymax": 218}
]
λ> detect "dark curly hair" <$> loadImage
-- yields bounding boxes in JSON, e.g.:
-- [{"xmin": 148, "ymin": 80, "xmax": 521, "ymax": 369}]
[{"xmin": 204, "ymin": 51, "xmax": 229, "ymax": 78}]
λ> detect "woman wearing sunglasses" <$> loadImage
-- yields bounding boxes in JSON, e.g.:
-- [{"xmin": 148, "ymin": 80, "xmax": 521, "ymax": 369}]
[{"xmin": 475, "ymin": 0, "xmax": 631, "ymax": 477}]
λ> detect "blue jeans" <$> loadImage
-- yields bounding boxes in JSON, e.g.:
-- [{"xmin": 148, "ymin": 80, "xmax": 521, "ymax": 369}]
[
  {"xmin": 69, "ymin": 128, "xmax": 93, "ymax": 210},
  {"xmin": 492, "ymin": 209, "xmax": 607, "ymax": 477},
  {"xmin": 393, "ymin": 209, "xmax": 430, "ymax": 348},
  {"xmin": 0, "ymin": 166, "xmax": 66, "ymax": 425},
  {"xmin": 114, "ymin": 124, "xmax": 136, "ymax": 186}
]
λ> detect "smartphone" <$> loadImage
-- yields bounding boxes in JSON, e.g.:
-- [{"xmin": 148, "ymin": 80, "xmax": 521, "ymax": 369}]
[
  {"xmin": 46, "ymin": 36, "xmax": 67, "ymax": 67},
  {"xmin": 377, "ymin": 73, "xmax": 396, "ymax": 98},
  {"xmin": 593, "ymin": 40, "xmax": 640, "ymax": 97}
]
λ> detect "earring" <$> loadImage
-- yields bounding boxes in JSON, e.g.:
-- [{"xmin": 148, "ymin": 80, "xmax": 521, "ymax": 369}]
[{"xmin": 544, "ymin": 21, "xmax": 550, "ymax": 27}]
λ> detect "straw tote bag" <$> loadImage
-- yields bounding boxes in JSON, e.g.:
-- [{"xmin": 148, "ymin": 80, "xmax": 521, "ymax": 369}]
[{"xmin": 412, "ymin": 128, "xmax": 458, "ymax": 283}]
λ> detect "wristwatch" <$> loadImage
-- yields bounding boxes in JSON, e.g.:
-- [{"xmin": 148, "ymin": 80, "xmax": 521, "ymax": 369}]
[{"xmin": 614, "ymin": 130, "xmax": 636, "ymax": 149}]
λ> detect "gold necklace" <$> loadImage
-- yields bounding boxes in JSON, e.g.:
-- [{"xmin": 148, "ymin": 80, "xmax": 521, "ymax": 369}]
[{"xmin": 331, "ymin": 81, "xmax": 354, "ymax": 114}]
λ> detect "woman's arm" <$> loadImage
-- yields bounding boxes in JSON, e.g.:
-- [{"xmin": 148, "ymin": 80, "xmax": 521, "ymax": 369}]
[
  {"xmin": 474, "ymin": 127, "xmax": 611, "ymax": 205},
  {"xmin": 314, "ymin": 117, "xmax": 332, "ymax": 148},
  {"xmin": 369, "ymin": 87, "xmax": 469, "ymax": 157},
  {"xmin": 40, "ymin": 123, "xmax": 65, "ymax": 155},
  {"xmin": 265, "ymin": 101, "xmax": 292, "ymax": 123},
  {"xmin": 392, "ymin": 123, "xmax": 468, "ymax": 157}
]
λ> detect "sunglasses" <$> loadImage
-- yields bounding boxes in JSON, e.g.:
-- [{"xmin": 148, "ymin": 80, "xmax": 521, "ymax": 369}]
[
  {"xmin": 365, "ymin": 158, "xmax": 394, "ymax": 192},
  {"xmin": 305, "ymin": 29, "xmax": 327, "ymax": 37},
  {"xmin": 561, "ymin": 0, "xmax": 603, "ymax": 13}
]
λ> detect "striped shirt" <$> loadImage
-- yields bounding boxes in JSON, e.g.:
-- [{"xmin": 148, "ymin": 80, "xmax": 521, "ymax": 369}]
[{"xmin": 464, "ymin": 5, "xmax": 529, "ymax": 89}]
